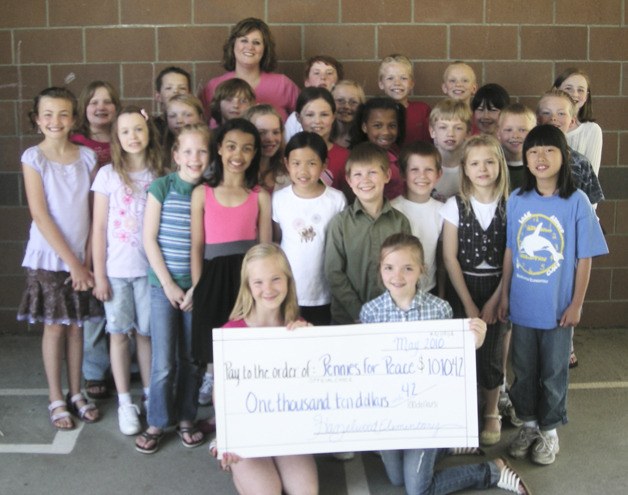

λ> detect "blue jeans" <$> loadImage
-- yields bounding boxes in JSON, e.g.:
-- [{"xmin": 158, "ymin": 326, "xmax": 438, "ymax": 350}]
[
  {"xmin": 147, "ymin": 286, "xmax": 201, "ymax": 429},
  {"xmin": 381, "ymin": 448, "xmax": 499, "ymax": 495},
  {"xmin": 104, "ymin": 277, "xmax": 151, "ymax": 336},
  {"xmin": 82, "ymin": 318, "xmax": 109, "ymax": 380},
  {"xmin": 510, "ymin": 324, "xmax": 571, "ymax": 431}
]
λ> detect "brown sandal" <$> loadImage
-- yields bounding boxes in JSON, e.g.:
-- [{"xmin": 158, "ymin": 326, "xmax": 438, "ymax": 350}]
[
  {"xmin": 135, "ymin": 429, "xmax": 164, "ymax": 454},
  {"xmin": 85, "ymin": 379, "xmax": 109, "ymax": 399},
  {"xmin": 177, "ymin": 426, "xmax": 205, "ymax": 448}
]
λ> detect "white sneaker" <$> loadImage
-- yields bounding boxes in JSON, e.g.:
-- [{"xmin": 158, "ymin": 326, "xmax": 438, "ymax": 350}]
[
  {"xmin": 118, "ymin": 403, "xmax": 141, "ymax": 435},
  {"xmin": 531, "ymin": 431, "xmax": 560, "ymax": 465},
  {"xmin": 508, "ymin": 426, "xmax": 539, "ymax": 459},
  {"xmin": 198, "ymin": 374, "xmax": 213, "ymax": 406}
]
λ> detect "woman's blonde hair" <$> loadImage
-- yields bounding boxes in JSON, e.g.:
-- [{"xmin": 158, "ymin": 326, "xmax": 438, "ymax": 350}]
[
  {"xmin": 229, "ymin": 244, "xmax": 299, "ymax": 324},
  {"xmin": 459, "ymin": 134, "xmax": 509, "ymax": 213},
  {"xmin": 110, "ymin": 106, "xmax": 164, "ymax": 188}
]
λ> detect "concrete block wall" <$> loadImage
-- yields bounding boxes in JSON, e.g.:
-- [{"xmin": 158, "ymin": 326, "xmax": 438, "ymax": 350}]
[{"xmin": 1, "ymin": 0, "xmax": 626, "ymax": 331}]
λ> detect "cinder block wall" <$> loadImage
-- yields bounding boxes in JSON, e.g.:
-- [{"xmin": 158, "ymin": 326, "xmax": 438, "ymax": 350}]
[{"xmin": 1, "ymin": 0, "xmax": 626, "ymax": 331}]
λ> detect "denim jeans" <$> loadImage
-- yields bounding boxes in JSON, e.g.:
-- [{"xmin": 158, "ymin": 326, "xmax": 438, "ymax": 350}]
[
  {"xmin": 510, "ymin": 323, "xmax": 571, "ymax": 430},
  {"xmin": 82, "ymin": 318, "xmax": 109, "ymax": 380},
  {"xmin": 147, "ymin": 286, "xmax": 201, "ymax": 429},
  {"xmin": 104, "ymin": 276, "xmax": 151, "ymax": 336},
  {"xmin": 380, "ymin": 448, "xmax": 499, "ymax": 495}
]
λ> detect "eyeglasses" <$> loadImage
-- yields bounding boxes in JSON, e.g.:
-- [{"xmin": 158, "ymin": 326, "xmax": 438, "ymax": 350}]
[{"xmin": 334, "ymin": 98, "xmax": 360, "ymax": 107}]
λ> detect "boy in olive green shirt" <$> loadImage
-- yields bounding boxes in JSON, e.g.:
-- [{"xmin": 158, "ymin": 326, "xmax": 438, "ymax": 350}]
[{"xmin": 324, "ymin": 142, "xmax": 411, "ymax": 324}]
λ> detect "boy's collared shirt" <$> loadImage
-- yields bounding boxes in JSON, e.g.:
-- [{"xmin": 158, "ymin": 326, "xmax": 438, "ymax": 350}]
[
  {"xmin": 325, "ymin": 198, "xmax": 411, "ymax": 324},
  {"xmin": 360, "ymin": 290, "xmax": 453, "ymax": 323}
]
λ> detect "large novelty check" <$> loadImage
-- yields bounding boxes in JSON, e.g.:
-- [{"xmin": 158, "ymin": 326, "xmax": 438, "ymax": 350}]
[{"xmin": 213, "ymin": 319, "xmax": 478, "ymax": 458}]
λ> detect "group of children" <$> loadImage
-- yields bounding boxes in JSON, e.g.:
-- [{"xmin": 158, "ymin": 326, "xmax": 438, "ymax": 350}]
[{"xmin": 17, "ymin": 43, "xmax": 608, "ymax": 495}]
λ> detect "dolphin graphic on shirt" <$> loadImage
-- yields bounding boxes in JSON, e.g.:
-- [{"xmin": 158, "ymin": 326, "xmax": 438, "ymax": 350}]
[{"xmin": 519, "ymin": 223, "xmax": 564, "ymax": 263}]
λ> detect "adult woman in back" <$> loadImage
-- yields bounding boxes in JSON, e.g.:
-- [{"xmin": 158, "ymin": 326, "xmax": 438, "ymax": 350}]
[{"xmin": 201, "ymin": 18, "xmax": 299, "ymax": 122}]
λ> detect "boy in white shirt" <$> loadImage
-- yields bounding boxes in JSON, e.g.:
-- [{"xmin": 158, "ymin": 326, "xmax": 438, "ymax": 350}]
[
  {"xmin": 429, "ymin": 98, "xmax": 472, "ymax": 200},
  {"xmin": 391, "ymin": 142, "xmax": 444, "ymax": 295}
]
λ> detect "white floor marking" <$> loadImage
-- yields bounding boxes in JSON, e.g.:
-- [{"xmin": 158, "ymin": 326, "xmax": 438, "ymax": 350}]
[
  {"xmin": 345, "ymin": 454, "xmax": 371, "ymax": 495},
  {"xmin": 0, "ymin": 423, "xmax": 83, "ymax": 454},
  {"xmin": 569, "ymin": 381, "xmax": 628, "ymax": 390},
  {"xmin": 0, "ymin": 388, "xmax": 49, "ymax": 395},
  {"xmin": 0, "ymin": 388, "xmax": 83, "ymax": 454}
]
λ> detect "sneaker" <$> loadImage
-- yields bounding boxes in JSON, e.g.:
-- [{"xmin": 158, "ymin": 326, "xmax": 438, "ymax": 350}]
[
  {"xmin": 198, "ymin": 374, "xmax": 213, "ymax": 406},
  {"xmin": 503, "ymin": 403, "xmax": 524, "ymax": 428},
  {"xmin": 498, "ymin": 388, "xmax": 511, "ymax": 411},
  {"xmin": 531, "ymin": 431, "xmax": 559, "ymax": 465},
  {"xmin": 508, "ymin": 426, "xmax": 539, "ymax": 459},
  {"xmin": 118, "ymin": 403, "xmax": 141, "ymax": 435}
]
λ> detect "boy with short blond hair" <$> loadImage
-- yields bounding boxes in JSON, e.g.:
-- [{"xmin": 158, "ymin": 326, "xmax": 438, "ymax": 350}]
[
  {"xmin": 497, "ymin": 103, "xmax": 537, "ymax": 190},
  {"xmin": 441, "ymin": 62, "xmax": 478, "ymax": 105},
  {"xmin": 378, "ymin": 54, "xmax": 431, "ymax": 145},
  {"xmin": 429, "ymin": 98, "xmax": 472, "ymax": 200},
  {"xmin": 391, "ymin": 142, "xmax": 444, "ymax": 294},
  {"xmin": 536, "ymin": 89, "xmax": 603, "ymax": 206},
  {"xmin": 325, "ymin": 142, "xmax": 411, "ymax": 324},
  {"xmin": 284, "ymin": 55, "xmax": 344, "ymax": 142}
]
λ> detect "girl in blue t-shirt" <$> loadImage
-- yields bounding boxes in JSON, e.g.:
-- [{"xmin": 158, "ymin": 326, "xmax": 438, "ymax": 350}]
[
  {"xmin": 498, "ymin": 125, "xmax": 608, "ymax": 466},
  {"xmin": 135, "ymin": 124, "xmax": 211, "ymax": 454}
]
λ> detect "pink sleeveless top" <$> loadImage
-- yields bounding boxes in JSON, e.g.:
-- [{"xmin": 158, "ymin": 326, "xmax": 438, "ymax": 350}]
[{"xmin": 203, "ymin": 185, "xmax": 259, "ymax": 259}]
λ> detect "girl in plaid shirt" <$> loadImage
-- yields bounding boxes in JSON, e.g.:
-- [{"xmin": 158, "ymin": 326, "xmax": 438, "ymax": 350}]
[{"xmin": 360, "ymin": 233, "xmax": 530, "ymax": 495}]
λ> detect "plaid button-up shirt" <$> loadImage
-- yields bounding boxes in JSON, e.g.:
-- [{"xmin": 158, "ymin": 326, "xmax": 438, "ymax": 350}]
[{"xmin": 360, "ymin": 290, "xmax": 453, "ymax": 324}]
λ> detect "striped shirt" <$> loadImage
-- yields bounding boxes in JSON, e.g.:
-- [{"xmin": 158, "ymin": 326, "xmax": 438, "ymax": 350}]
[{"xmin": 147, "ymin": 173, "xmax": 195, "ymax": 289}]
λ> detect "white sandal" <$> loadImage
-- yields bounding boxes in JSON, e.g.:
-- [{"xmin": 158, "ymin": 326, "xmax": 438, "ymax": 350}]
[
  {"xmin": 48, "ymin": 400, "xmax": 75, "ymax": 430},
  {"xmin": 66, "ymin": 392, "xmax": 99, "ymax": 423},
  {"xmin": 497, "ymin": 458, "xmax": 532, "ymax": 495}
]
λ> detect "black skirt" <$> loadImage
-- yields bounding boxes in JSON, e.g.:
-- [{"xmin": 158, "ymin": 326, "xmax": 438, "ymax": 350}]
[
  {"xmin": 446, "ymin": 271, "xmax": 504, "ymax": 390},
  {"xmin": 191, "ymin": 254, "xmax": 244, "ymax": 363}
]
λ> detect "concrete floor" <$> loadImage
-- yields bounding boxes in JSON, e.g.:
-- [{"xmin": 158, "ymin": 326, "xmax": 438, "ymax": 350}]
[{"xmin": 0, "ymin": 328, "xmax": 627, "ymax": 495}]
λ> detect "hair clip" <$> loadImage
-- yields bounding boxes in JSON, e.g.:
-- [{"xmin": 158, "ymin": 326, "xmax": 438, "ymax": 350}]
[{"xmin": 140, "ymin": 108, "xmax": 149, "ymax": 121}]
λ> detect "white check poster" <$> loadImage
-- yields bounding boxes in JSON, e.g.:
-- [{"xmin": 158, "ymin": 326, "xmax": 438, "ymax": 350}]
[{"xmin": 213, "ymin": 319, "xmax": 478, "ymax": 459}]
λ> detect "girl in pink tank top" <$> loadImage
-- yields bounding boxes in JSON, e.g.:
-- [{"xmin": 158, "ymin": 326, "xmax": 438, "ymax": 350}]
[{"xmin": 190, "ymin": 119, "xmax": 272, "ymax": 407}]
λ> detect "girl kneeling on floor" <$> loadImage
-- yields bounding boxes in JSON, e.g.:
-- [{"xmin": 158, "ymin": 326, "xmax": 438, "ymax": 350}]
[
  {"xmin": 361, "ymin": 233, "xmax": 531, "ymax": 495},
  {"xmin": 211, "ymin": 244, "xmax": 318, "ymax": 495}
]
